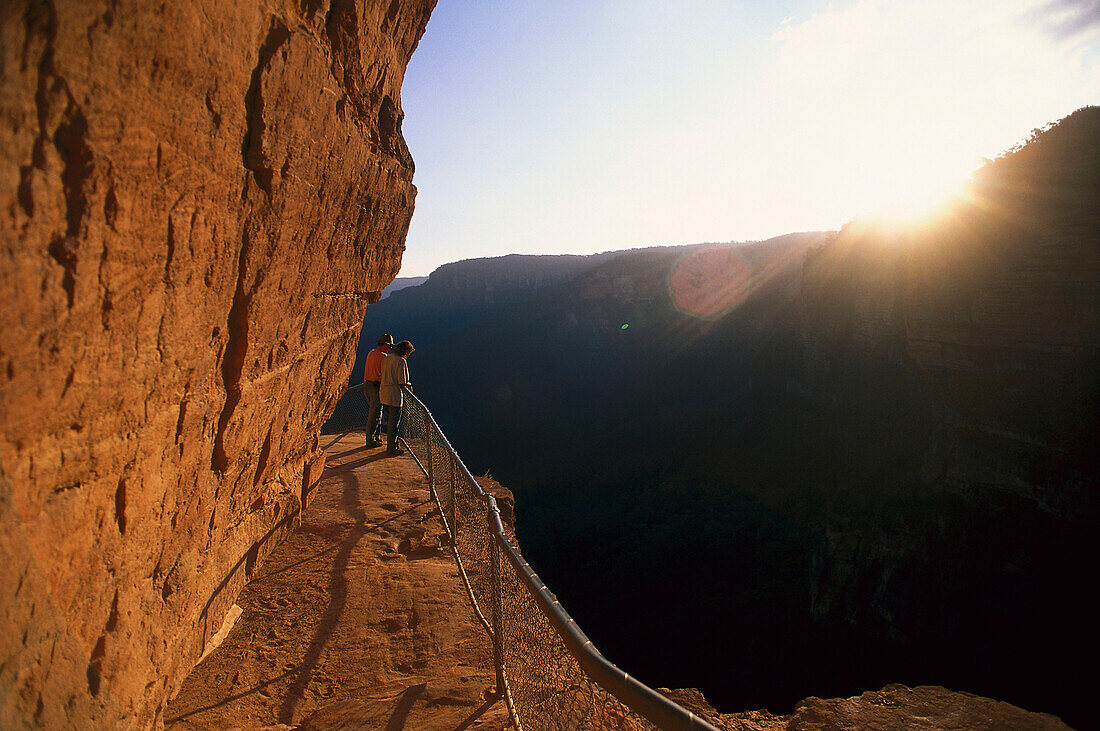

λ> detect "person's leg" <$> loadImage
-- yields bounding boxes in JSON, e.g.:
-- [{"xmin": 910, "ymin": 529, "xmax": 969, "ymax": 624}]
[
  {"xmin": 385, "ymin": 404, "xmax": 403, "ymax": 453},
  {"xmin": 365, "ymin": 382, "xmax": 381, "ymax": 443},
  {"xmin": 383, "ymin": 405, "xmax": 395, "ymax": 452}
]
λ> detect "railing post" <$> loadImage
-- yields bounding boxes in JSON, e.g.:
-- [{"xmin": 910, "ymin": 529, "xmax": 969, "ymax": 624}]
[
  {"xmin": 448, "ymin": 455, "xmax": 457, "ymax": 534},
  {"xmin": 424, "ymin": 418, "xmax": 435, "ymax": 491},
  {"xmin": 489, "ymin": 523, "xmax": 506, "ymax": 697}
]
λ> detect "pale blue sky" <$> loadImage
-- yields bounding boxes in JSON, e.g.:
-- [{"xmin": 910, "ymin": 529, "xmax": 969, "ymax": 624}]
[{"xmin": 398, "ymin": 0, "xmax": 1100, "ymax": 276}]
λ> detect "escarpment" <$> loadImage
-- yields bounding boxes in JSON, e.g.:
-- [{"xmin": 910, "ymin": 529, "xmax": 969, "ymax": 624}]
[
  {"xmin": 800, "ymin": 108, "xmax": 1100, "ymax": 513},
  {"xmin": 0, "ymin": 0, "xmax": 435, "ymax": 726}
]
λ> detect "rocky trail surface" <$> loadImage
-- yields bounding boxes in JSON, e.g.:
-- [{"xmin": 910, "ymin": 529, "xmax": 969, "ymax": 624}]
[{"xmin": 165, "ymin": 432, "xmax": 509, "ymax": 730}]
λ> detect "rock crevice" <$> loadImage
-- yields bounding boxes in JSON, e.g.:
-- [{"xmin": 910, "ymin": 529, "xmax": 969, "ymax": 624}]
[
  {"xmin": 211, "ymin": 230, "xmax": 254, "ymax": 475},
  {"xmin": 242, "ymin": 18, "xmax": 291, "ymax": 197}
]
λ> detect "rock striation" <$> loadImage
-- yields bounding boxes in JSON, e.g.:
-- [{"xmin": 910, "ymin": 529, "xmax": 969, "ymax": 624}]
[{"xmin": 0, "ymin": 0, "xmax": 434, "ymax": 726}]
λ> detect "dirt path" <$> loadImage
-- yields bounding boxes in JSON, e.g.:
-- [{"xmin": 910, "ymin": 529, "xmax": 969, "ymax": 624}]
[{"xmin": 165, "ymin": 432, "xmax": 511, "ymax": 730}]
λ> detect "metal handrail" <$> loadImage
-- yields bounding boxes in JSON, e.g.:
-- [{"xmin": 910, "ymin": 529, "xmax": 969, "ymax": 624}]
[{"xmin": 329, "ymin": 381, "xmax": 719, "ymax": 729}]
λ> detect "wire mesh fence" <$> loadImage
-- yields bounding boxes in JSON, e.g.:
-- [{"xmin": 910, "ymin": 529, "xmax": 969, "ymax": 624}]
[
  {"xmin": 320, "ymin": 383, "xmax": 371, "ymax": 435},
  {"xmin": 493, "ymin": 537, "xmax": 656, "ymax": 731},
  {"xmin": 324, "ymin": 385, "xmax": 716, "ymax": 730}
]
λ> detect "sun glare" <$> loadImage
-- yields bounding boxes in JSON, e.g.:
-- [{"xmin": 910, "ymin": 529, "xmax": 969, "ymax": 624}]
[
  {"xmin": 861, "ymin": 165, "xmax": 968, "ymax": 226},
  {"xmin": 828, "ymin": 120, "xmax": 980, "ymax": 228}
]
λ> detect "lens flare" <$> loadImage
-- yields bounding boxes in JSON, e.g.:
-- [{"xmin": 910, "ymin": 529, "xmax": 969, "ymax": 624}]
[{"xmin": 668, "ymin": 247, "xmax": 751, "ymax": 319}]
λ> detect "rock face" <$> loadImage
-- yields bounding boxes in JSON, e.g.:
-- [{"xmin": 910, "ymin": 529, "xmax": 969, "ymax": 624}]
[{"xmin": 0, "ymin": 0, "xmax": 434, "ymax": 726}]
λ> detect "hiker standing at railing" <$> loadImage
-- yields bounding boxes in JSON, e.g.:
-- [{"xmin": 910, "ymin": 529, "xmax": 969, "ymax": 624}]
[
  {"xmin": 380, "ymin": 340, "xmax": 415, "ymax": 456},
  {"xmin": 363, "ymin": 333, "xmax": 394, "ymax": 448}
]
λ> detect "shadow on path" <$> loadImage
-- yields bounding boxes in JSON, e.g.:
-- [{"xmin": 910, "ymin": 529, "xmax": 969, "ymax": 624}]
[
  {"xmin": 453, "ymin": 693, "xmax": 504, "ymax": 731},
  {"xmin": 254, "ymin": 500, "xmax": 428, "ymax": 583},
  {"xmin": 320, "ymin": 432, "xmax": 356, "ymax": 451},
  {"xmin": 384, "ymin": 682, "xmax": 427, "ymax": 731},
  {"xmin": 277, "ymin": 455, "xmax": 422, "ymax": 723},
  {"xmin": 165, "ymin": 670, "xmax": 294, "ymax": 723},
  {"xmin": 331, "ymin": 451, "xmax": 390, "ymax": 473}
]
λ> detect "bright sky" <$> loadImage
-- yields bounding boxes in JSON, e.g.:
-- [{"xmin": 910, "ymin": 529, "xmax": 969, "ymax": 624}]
[{"xmin": 398, "ymin": 0, "xmax": 1100, "ymax": 276}]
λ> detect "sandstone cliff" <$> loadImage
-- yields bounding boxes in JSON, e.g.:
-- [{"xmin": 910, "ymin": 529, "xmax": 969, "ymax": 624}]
[{"xmin": 0, "ymin": 0, "xmax": 434, "ymax": 726}]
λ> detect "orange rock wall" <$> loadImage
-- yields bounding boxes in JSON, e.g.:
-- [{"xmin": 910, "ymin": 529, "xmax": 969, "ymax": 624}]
[{"xmin": 0, "ymin": 0, "xmax": 434, "ymax": 726}]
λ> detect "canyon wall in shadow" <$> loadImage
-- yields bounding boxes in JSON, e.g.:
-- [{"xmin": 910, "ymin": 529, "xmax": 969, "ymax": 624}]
[
  {"xmin": 0, "ymin": 1, "xmax": 434, "ymax": 725},
  {"xmin": 340, "ymin": 107, "xmax": 1098, "ymax": 727}
]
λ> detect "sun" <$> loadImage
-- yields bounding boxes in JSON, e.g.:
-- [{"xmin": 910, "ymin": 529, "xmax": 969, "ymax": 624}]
[
  {"xmin": 839, "ymin": 124, "xmax": 982, "ymax": 228},
  {"xmin": 852, "ymin": 152, "xmax": 972, "ymax": 227},
  {"xmin": 868, "ymin": 177, "xmax": 958, "ymax": 224}
]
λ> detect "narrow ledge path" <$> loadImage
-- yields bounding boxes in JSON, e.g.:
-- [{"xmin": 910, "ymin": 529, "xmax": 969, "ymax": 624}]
[{"xmin": 166, "ymin": 432, "xmax": 511, "ymax": 730}]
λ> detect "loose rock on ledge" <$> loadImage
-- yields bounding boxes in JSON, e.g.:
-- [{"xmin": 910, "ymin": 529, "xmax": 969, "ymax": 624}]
[{"xmin": 661, "ymin": 684, "xmax": 1070, "ymax": 730}]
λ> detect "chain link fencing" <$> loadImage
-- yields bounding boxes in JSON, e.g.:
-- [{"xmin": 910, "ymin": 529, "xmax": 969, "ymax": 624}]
[{"xmin": 326, "ymin": 384, "xmax": 717, "ymax": 730}]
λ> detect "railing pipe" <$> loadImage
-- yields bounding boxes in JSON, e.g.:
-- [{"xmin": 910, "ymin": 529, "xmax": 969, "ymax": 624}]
[{"xmin": 487, "ymin": 517, "xmax": 509, "ymax": 714}]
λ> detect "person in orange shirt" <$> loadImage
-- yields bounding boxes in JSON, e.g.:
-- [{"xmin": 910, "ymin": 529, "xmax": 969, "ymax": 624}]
[{"xmin": 363, "ymin": 334, "xmax": 393, "ymax": 447}]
